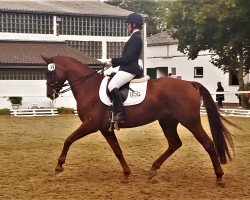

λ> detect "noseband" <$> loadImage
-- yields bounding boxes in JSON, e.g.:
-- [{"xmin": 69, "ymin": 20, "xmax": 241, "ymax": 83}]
[
  {"xmin": 46, "ymin": 63, "xmax": 97, "ymax": 99},
  {"xmin": 46, "ymin": 69, "xmax": 63, "ymax": 99}
]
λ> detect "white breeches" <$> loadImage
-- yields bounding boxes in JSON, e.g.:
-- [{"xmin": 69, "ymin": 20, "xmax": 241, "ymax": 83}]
[{"xmin": 108, "ymin": 71, "xmax": 136, "ymax": 92}]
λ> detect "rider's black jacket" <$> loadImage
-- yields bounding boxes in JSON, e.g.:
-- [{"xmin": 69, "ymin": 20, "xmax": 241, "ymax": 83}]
[{"xmin": 111, "ymin": 31, "xmax": 143, "ymax": 76}]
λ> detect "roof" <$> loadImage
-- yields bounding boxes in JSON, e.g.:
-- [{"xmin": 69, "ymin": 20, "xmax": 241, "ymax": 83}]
[
  {"xmin": 147, "ymin": 31, "xmax": 178, "ymax": 46},
  {"xmin": 0, "ymin": 0, "xmax": 134, "ymax": 17},
  {"xmin": 0, "ymin": 41, "xmax": 102, "ymax": 66}
]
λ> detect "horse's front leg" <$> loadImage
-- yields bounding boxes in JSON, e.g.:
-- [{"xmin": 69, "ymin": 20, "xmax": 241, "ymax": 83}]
[
  {"xmin": 55, "ymin": 122, "xmax": 95, "ymax": 173},
  {"xmin": 101, "ymin": 130, "xmax": 131, "ymax": 177}
]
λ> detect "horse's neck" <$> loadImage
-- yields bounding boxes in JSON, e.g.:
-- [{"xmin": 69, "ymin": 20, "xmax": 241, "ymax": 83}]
[
  {"xmin": 55, "ymin": 57, "xmax": 102, "ymax": 103},
  {"xmin": 64, "ymin": 65, "xmax": 94, "ymax": 83},
  {"xmin": 67, "ymin": 70, "xmax": 94, "ymax": 83},
  {"xmin": 65, "ymin": 66, "xmax": 102, "ymax": 101},
  {"xmin": 56, "ymin": 57, "xmax": 92, "ymax": 82}
]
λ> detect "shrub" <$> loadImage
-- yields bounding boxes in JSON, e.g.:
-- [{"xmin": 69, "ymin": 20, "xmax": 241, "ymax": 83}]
[
  {"xmin": 8, "ymin": 97, "xmax": 22, "ymax": 105},
  {"xmin": 57, "ymin": 107, "xmax": 74, "ymax": 114},
  {"xmin": 241, "ymin": 83, "xmax": 250, "ymax": 109},
  {"xmin": 0, "ymin": 108, "xmax": 10, "ymax": 115}
]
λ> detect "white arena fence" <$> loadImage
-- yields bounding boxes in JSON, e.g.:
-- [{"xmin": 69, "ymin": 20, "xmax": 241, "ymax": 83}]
[
  {"xmin": 203, "ymin": 90, "xmax": 250, "ymax": 117},
  {"xmin": 210, "ymin": 91, "xmax": 250, "ymax": 95},
  {"xmin": 200, "ymin": 107, "xmax": 250, "ymax": 118},
  {"xmin": 74, "ymin": 108, "xmax": 250, "ymax": 118},
  {"xmin": 1, "ymin": 91, "xmax": 250, "ymax": 117},
  {"xmin": 9, "ymin": 107, "xmax": 250, "ymax": 118},
  {"xmin": 10, "ymin": 108, "xmax": 58, "ymax": 117}
]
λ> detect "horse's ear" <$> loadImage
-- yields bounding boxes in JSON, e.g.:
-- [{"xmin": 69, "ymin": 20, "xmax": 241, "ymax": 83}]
[{"xmin": 41, "ymin": 55, "xmax": 52, "ymax": 64}]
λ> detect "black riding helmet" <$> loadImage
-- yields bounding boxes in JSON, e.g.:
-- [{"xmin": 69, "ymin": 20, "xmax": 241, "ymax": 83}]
[{"xmin": 126, "ymin": 12, "xmax": 143, "ymax": 26}]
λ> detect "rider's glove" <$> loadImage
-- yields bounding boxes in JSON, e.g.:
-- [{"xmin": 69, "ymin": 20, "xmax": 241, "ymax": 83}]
[
  {"xmin": 104, "ymin": 62, "xmax": 112, "ymax": 68},
  {"xmin": 104, "ymin": 66, "xmax": 120, "ymax": 76},
  {"xmin": 104, "ymin": 67, "xmax": 114, "ymax": 76}
]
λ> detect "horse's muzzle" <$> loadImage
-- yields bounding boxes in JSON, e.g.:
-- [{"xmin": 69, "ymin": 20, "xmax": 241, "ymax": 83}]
[{"xmin": 47, "ymin": 91, "xmax": 59, "ymax": 100}]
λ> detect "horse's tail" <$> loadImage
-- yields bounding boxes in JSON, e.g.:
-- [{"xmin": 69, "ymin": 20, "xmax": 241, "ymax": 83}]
[{"xmin": 192, "ymin": 81, "xmax": 235, "ymax": 164}]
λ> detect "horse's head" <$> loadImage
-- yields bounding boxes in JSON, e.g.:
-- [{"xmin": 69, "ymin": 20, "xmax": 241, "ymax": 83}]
[{"xmin": 41, "ymin": 56, "xmax": 67, "ymax": 100}]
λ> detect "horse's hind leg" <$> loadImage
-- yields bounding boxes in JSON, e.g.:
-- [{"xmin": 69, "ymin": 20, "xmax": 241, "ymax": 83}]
[
  {"xmin": 55, "ymin": 123, "xmax": 95, "ymax": 173},
  {"xmin": 149, "ymin": 117, "xmax": 182, "ymax": 179},
  {"xmin": 186, "ymin": 123, "xmax": 225, "ymax": 186},
  {"xmin": 101, "ymin": 130, "xmax": 131, "ymax": 177}
]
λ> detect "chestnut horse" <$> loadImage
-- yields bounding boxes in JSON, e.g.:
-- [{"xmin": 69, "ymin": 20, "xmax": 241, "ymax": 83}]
[{"xmin": 42, "ymin": 55, "xmax": 235, "ymax": 186}]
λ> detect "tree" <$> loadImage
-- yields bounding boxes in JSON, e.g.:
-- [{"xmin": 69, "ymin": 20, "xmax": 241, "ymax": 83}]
[
  {"xmin": 105, "ymin": 0, "xmax": 170, "ymax": 36},
  {"xmin": 166, "ymin": 0, "xmax": 250, "ymax": 108}
]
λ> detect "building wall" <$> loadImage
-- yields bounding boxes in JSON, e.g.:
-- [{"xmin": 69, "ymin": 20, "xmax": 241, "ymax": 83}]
[
  {"xmin": 145, "ymin": 43, "xmax": 244, "ymax": 103},
  {"xmin": 0, "ymin": 79, "xmax": 77, "ymax": 109},
  {"xmin": 0, "ymin": 80, "xmax": 49, "ymax": 108},
  {"xmin": 0, "ymin": 11, "xmax": 141, "ymax": 109}
]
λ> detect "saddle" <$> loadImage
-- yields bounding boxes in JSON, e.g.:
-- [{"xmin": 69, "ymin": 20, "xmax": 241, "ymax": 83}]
[{"xmin": 99, "ymin": 75, "xmax": 150, "ymax": 106}]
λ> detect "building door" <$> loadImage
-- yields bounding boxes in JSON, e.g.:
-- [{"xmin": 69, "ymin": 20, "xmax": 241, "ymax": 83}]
[
  {"xmin": 147, "ymin": 68, "xmax": 156, "ymax": 79},
  {"xmin": 157, "ymin": 67, "xmax": 168, "ymax": 77}
]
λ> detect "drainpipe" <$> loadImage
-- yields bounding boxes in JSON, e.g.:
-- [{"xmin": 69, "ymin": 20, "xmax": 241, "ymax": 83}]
[{"xmin": 142, "ymin": 20, "xmax": 147, "ymax": 76}]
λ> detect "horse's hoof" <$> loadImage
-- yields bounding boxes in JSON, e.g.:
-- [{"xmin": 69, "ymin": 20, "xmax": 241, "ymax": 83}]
[
  {"xmin": 123, "ymin": 171, "xmax": 131, "ymax": 177},
  {"xmin": 121, "ymin": 176, "xmax": 129, "ymax": 183},
  {"xmin": 55, "ymin": 166, "xmax": 64, "ymax": 174},
  {"xmin": 148, "ymin": 169, "xmax": 157, "ymax": 179},
  {"xmin": 216, "ymin": 178, "xmax": 225, "ymax": 187},
  {"xmin": 114, "ymin": 122, "xmax": 120, "ymax": 131}
]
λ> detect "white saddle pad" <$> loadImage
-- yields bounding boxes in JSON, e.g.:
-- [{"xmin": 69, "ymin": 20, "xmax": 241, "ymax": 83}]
[{"xmin": 99, "ymin": 76, "xmax": 148, "ymax": 106}]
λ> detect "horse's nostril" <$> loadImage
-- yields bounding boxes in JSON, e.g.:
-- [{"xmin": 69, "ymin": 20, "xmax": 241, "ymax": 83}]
[{"xmin": 47, "ymin": 94, "xmax": 53, "ymax": 100}]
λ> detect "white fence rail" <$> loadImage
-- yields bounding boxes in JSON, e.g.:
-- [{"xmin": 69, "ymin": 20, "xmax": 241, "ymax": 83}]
[
  {"xmin": 8, "ymin": 107, "xmax": 250, "ymax": 118},
  {"xmin": 10, "ymin": 108, "xmax": 58, "ymax": 117},
  {"xmin": 1, "ymin": 91, "xmax": 250, "ymax": 109},
  {"xmin": 210, "ymin": 91, "xmax": 250, "ymax": 95},
  {"xmin": 200, "ymin": 107, "xmax": 250, "ymax": 117}
]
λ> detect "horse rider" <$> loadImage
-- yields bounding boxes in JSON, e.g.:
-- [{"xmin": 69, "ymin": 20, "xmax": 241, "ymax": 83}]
[{"xmin": 104, "ymin": 12, "xmax": 144, "ymax": 123}]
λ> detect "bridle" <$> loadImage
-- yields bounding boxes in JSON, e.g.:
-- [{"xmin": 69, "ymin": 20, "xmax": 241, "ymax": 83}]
[{"xmin": 46, "ymin": 63, "xmax": 98, "ymax": 99}]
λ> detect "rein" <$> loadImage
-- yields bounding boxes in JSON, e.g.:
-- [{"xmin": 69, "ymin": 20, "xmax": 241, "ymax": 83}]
[
  {"xmin": 46, "ymin": 61, "xmax": 108, "ymax": 99},
  {"xmin": 47, "ymin": 70, "xmax": 98, "ymax": 95},
  {"xmin": 60, "ymin": 71, "xmax": 98, "ymax": 94}
]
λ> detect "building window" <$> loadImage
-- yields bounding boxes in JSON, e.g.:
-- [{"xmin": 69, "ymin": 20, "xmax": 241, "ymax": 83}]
[
  {"xmin": 171, "ymin": 67, "xmax": 176, "ymax": 75},
  {"xmin": 107, "ymin": 42, "xmax": 125, "ymax": 59},
  {"xmin": 156, "ymin": 67, "xmax": 168, "ymax": 77},
  {"xmin": 194, "ymin": 67, "xmax": 203, "ymax": 78},
  {"xmin": 66, "ymin": 40, "xmax": 102, "ymax": 59},
  {"xmin": 0, "ymin": 12, "xmax": 53, "ymax": 34},
  {"xmin": 229, "ymin": 72, "xmax": 239, "ymax": 85},
  {"xmin": 58, "ymin": 16, "xmax": 128, "ymax": 37},
  {"xmin": 0, "ymin": 69, "xmax": 45, "ymax": 80}
]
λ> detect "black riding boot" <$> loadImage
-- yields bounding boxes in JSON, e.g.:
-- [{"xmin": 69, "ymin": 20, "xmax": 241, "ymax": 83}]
[{"xmin": 110, "ymin": 88, "xmax": 125, "ymax": 123}]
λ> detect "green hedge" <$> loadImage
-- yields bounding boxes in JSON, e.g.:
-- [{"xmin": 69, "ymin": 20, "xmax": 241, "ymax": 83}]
[
  {"xmin": 0, "ymin": 108, "xmax": 10, "ymax": 115},
  {"xmin": 57, "ymin": 107, "xmax": 74, "ymax": 114},
  {"xmin": 8, "ymin": 97, "xmax": 22, "ymax": 104},
  {"xmin": 242, "ymin": 83, "xmax": 250, "ymax": 109}
]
